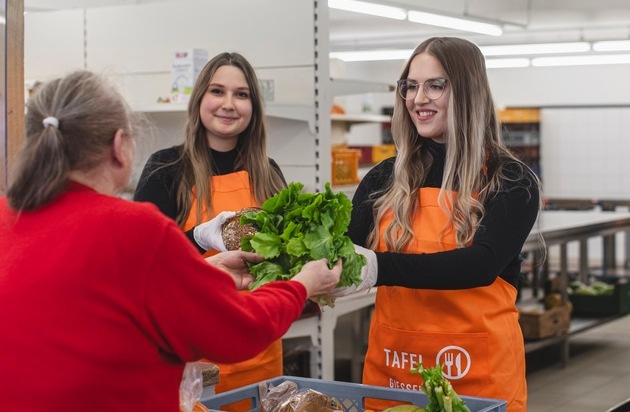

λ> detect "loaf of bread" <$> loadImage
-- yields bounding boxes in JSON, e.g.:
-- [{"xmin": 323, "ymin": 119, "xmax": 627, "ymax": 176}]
[
  {"xmin": 221, "ymin": 207, "xmax": 261, "ymax": 251},
  {"xmin": 277, "ymin": 389, "xmax": 343, "ymax": 412}
]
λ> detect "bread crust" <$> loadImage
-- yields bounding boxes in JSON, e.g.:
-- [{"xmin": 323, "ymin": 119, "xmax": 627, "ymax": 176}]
[{"xmin": 221, "ymin": 207, "xmax": 261, "ymax": 251}]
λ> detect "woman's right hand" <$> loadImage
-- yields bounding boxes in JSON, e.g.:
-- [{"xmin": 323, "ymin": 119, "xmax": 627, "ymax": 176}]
[
  {"xmin": 206, "ymin": 250, "xmax": 263, "ymax": 290},
  {"xmin": 290, "ymin": 258, "xmax": 342, "ymax": 297},
  {"xmin": 193, "ymin": 211, "xmax": 236, "ymax": 252}
]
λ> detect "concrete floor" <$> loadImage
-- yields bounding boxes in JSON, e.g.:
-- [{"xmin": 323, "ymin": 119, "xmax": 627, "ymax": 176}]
[{"xmin": 526, "ymin": 313, "xmax": 630, "ymax": 412}]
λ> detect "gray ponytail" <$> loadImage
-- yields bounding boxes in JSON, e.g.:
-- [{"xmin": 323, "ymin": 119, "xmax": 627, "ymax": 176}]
[{"xmin": 7, "ymin": 71, "xmax": 134, "ymax": 211}]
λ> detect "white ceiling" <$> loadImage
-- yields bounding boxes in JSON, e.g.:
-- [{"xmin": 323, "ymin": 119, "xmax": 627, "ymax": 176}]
[
  {"xmin": 23, "ymin": 0, "xmax": 630, "ymax": 52},
  {"xmin": 328, "ymin": 0, "xmax": 630, "ymax": 52}
]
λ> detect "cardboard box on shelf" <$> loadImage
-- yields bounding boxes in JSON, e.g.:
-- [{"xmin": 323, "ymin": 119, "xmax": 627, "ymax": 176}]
[
  {"xmin": 498, "ymin": 108, "xmax": 540, "ymax": 123},
  {"xmin": 371, "ymin": 144, "xmax": 395, "ymax": 164},
  {"xmin": 519, "ymin": 304, "xmax": 571, "ymax": 339},
  {"xmin": 171, "ymin": 49, "xmax": 209, "ymax": 104}
]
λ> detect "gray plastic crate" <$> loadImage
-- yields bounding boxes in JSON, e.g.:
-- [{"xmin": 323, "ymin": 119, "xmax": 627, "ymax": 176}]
[{"xmin": 201, "ymin": 376, "xmax": 506, "ymax": 412}]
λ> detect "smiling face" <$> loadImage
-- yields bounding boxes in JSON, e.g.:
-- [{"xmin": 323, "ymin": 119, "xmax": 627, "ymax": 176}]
[
  {"xmin": 200, "ymin": 65, "xmax": 253, "ymax": 151},
  {"xmin": 405, "ymin": 52, "xmax": 450, "ymax": 143}
]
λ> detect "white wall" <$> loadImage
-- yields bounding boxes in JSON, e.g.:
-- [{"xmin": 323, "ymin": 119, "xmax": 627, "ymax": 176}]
[
  {"xmin": 541, "ymin": 107, "xmax": 630, "ymax": 199},
  {"xmin": 25, "ymin": 1, "xmax": 331, "ymax": 192},
  {"xmin": 25, "ymin": 5, "xmax": 630, "ymax": 199},
  {"xmin": 489, "ymin": 64, "xmax": 630, "ymax": 108},
  {"xmin": 26, "ymin": 1, "xmax": 317, "ymax": 105},
  {"xmin": 338, "ymin": 59, "xmax": 630, "ymax": 199},
  {"xmin": 336, "ymin": 60, "xmax": 630, "ymax": 109}
]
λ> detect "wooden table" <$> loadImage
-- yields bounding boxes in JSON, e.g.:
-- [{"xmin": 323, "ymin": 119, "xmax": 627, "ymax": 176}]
[{"xmin": 284, "ymin": 210, "xmax": 630, "ymax": 379}]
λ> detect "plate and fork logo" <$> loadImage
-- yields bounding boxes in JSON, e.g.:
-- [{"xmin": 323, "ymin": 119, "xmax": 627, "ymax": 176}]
[{"xmin": 436, "ymin": 346, "xmax": 470, "ymax": 380}]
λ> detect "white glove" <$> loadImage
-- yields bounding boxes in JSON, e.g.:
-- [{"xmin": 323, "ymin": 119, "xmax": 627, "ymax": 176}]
[
  {"xmin": 193, "ymin": 211, "xmax": 236, "ymax": 252},
  {"xmin": 328, "ymin": 244, "xmax": 378, "ymax": 298}
]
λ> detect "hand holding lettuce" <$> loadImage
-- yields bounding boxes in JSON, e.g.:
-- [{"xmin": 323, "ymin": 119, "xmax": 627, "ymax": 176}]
[
  {"xmin": 236, "ymin": 182, "xmax": 367, "ymax": 304},
  {"xmin": 326, "ymin": 244, "xmax": 377, "ymax": 297}
]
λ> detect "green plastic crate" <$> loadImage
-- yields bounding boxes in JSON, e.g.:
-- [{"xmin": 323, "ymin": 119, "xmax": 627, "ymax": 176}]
[
  {"xmin": 570, "ymin": 281, "xmax": 630, "ymax": 317},
  {"xmin": 200, "ymin": 376, "xmax": 506, "ymax": 412}
]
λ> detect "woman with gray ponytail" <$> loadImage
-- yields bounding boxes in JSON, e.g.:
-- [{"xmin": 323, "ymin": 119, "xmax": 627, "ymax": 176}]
[
  {"xmin": 9, "ymin": 71, "xmax": 135, "ymax": 210},
  {"xmin": 0, "ymin": 70, "xmax": 341, "ymax": 411}
]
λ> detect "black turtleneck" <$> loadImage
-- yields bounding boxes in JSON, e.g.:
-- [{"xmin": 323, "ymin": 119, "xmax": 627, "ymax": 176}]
[
  {"xmin": 347, "ymin": 138, "xmax": 540, "ymax": 290},
  {"xmin": 133, "ymin": 145, "xmax": 284, "ymax": 251}
]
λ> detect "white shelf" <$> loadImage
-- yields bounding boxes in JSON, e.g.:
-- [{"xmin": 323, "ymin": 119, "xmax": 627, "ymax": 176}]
[
  {"xmin": 331, "ymin": 113, "xmax": 391, "ymax": 145},
  {"xmin": 331, "ymin": 113, "xmax": 391, "ymax": 124},
  {"xmin": 132, "ymin": 102, "xmax": 316, "ymax": 132},
  {"xmin": 266, "ymin": 103, "xmax": 314, "ymax": 125},
  {"xmin": 330, "ymin": 78, "xmax": 395, "ymax": 96},
  {"xmin": 332, "ymin": 183, "xmax": 359, "ymax": 199},
  {"xmin": 133, "ymin": 103, "xmax": 187, "ymax": 113}
]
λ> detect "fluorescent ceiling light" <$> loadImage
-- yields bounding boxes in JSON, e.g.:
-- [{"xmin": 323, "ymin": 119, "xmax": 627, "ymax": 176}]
[
  {"xmin": 329, "ymin": 50, "xmax": 530, "ymax": 68},
  {"xmin": 328, "ymin": 0, "xmax": 406, "ymax": 20},
  {"xmin": 480, "ymin": 42, "xmax": 590, "ymax": 56},
  {"xmin": 330, "ymin": 49, "xmax": 412, "ymax": 62},
  {"xmin": 593, "ymin": 40, "xmax": 630, "ymax": 52},
  {"xmin": 407, "ymin": 10, "xmax": 503, "ymax": 36},
  {"xmin": 532, "ymin": 54, "xmax": 630, "ymax": 67},
  {"xmin": 485, "ymin": 58, "xmax": 530, "ymax": 69}
]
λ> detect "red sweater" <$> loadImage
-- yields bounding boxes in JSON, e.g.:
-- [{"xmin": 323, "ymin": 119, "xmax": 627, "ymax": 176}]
[{"xmin": 0, "ymin": 183, "xmax": 306, "ymax": 411}]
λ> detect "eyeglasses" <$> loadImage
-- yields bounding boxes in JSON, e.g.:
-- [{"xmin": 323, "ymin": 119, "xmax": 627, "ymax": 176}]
[{"xmin": 397, "ymin": 78, "xmax": 448, "ymax": 101}]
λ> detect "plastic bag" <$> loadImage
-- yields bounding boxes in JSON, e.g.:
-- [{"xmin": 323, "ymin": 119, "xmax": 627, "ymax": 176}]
[
  {"xmin": 260, "ymin": 380, "xmax": 344, "ymax": 412},
  {"xmin": 261, "ymin": 380, "xmax": 299, "ymax": 412},
  {"xmin": 179, "ymin": 362, "xmax": 205, "ymax": 412}
]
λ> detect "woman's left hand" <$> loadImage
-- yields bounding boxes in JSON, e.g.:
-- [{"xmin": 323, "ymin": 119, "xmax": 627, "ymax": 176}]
[{"xmin": 205, "ymin": 251, "xmax": 264, "ymax": 290}]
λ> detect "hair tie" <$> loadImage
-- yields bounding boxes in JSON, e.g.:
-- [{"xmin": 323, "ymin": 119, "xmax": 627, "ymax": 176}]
[{"xmin": 42, "ymin": 116, "xmax": 59, "ymax": 129}]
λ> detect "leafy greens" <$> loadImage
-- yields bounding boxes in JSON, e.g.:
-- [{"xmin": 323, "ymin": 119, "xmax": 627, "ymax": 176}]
[
  {"xmin": 239, "ymin": 182, "xmax": 366, "ymax": 292},
  {"xmin": 411, "ymin": 364, "xmax": 471, "ymax": 412}
]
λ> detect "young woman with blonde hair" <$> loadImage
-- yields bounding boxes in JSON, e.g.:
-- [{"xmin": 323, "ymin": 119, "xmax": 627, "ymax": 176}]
[{"xmin": 332, "ymin": 37, "xmax": 542, "ymax": 412}]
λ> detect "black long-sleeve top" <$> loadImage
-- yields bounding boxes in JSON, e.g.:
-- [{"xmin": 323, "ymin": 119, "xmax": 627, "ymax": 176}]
[
  {"xmin": 348, "ymin": 139, "xmax": 540, "ymax": 290},
  {"xmin": 133, "ymin": 145, "xmax": 284, "ymax": 252},
  {"xmin": 133, "ymin": 146, "xmax": 322, "ymax": 316}
]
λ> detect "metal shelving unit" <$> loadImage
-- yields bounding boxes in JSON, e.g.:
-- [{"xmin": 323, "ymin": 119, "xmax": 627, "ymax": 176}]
[{"xmin": 520, "ymin": 210, "xmax": 630, "ymax": 365}]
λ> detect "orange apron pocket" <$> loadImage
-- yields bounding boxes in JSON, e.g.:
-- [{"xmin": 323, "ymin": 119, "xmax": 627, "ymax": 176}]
[{"xmin": 363, "ymin": 321, "xmax": 490, "ymax": 411}]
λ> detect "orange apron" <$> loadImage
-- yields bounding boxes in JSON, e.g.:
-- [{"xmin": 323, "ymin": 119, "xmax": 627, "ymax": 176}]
[
  {"xmin": 183, "ymin": 170, "xmax": 283, "ymax": 411},
  {"xmin": 362, "ymin": 187, "xmax": 527, "ymax": 412}
]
